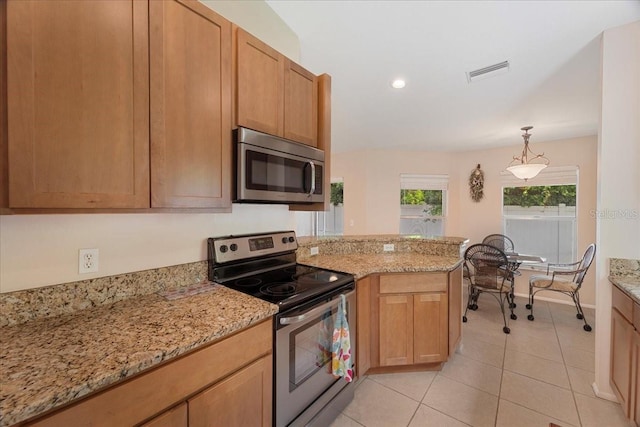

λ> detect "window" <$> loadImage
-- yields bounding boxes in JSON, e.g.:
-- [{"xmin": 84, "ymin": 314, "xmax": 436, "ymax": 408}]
[
  {"xmin": 502, "ymin": 167, "xmax": 578, "ymax": 265},
  {"xmin": 400, "ymin": 174, "xmax": 448, "ymax": 236},
  {"xmin": 317, "ymin": 181, "xmax": 344, "ymax": 236}
]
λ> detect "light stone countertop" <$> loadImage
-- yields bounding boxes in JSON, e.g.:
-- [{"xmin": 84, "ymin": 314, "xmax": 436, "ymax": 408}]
[
  {"xmin": 0, "ymin": 285, "xmax": 278, "ymax": 427},
  {"xmin": 298, "ymin": 252, "xmax": 463, "ymax": 279},
  {"xmin": 609, "ymin": 258, "xmax": 640, "ymax": 305},
  {"xmin": 610, "ymin": 276, "xmax": 640, "ymax": 305}
]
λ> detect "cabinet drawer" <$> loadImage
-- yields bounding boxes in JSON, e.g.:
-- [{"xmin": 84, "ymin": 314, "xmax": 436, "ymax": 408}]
[
  {"xmin": 379, "ymin": 273, "xmax": 447, "ymax": 294},
  {"xmin": 613, "ymin": 285, "xmax": 634, "ymax": 323},
  {"xmin": 634, "ymin": 302, "xmax": 640, "ymax": 331}
]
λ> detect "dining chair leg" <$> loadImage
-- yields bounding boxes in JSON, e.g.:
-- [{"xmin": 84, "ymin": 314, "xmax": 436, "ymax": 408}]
[
  {"xmin": 572, "ymin": 291, "xmax": 592, "ymax": 332},
  {"xmin": 527, "ymin": 287, "xmax": 535, "ymax": 321},
  {"xmin": 498, "ymin": 292, "xmax": 510, "ymax": 334},
  {"xmin": 463, "ymin": 284, "xmax": 474, "ymax": 323}
]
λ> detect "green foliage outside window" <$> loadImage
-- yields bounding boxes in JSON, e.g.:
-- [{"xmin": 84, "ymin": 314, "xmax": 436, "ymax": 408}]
[
  {"xmin": 330, "ymin": 182, "xmax": 344, "ymax": 206},
  {"xmin": 400, "ymin": 189, "xmax": 443, "ymax": 216},
  {"xmin": 503, "ymin": 185, "xmax": 576, "ymax": 207}
]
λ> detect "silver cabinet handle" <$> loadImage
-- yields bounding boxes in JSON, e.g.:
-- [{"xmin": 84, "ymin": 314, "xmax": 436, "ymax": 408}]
[{"xmin": 307, "ymin": 161, "xmax": 316, "ymax": 197}]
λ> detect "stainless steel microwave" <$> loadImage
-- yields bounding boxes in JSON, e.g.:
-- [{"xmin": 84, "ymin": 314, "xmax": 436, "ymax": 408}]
[{"xmin": 234, "ymin": 127, "xmax": 324, "ymax": 204}]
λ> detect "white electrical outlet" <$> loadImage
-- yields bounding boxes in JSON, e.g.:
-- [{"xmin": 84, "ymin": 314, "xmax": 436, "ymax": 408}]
[
  {"xmin": 310, "ymin": 246, "xmax": 319, "ymax": 256},
  {"xmin": 383, "ymin": 244, "xmax": 395, "ymax": 252},
  {"xmin": 79, "ymin": 248, "xmax": 99, "ymax": 274}
]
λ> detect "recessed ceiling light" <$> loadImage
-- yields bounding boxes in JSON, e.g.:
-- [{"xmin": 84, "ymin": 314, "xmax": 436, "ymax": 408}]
[{"xmin": 391, "ymin": 79, "xmax": 406, "ymax": 89}]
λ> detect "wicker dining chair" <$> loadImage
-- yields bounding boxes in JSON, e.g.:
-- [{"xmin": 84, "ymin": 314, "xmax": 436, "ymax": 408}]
[
  {"xmin": 463, "ymin": 243, "xmax": 518, "ymax": 334},
  {"xmin": 526, "ymin": 243, "xmax": 596, "ymax": 331}
]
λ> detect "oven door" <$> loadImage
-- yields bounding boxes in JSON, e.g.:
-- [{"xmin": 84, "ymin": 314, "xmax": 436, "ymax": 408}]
[
  {"xmin": 237, "ymin": 142, "xmax": 324, "ymax": 203},
  {"xmin": 275, "ymin": 287, "xmax": 356, "ymax": 427}
]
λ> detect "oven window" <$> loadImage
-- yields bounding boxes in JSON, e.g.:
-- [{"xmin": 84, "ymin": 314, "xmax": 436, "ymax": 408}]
[
  {"xmin": 246, "ymin": 150, "xmax": 322, "ymax": 195},
  {"xmin": 288, "ymin": 307, "xmax": 338, "ymax": 391}
]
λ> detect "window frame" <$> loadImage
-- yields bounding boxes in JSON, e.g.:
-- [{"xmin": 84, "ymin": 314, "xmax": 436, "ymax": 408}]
[
  {"xmin": 500, "ymin": 166, "xmax": 579, "ymax": 270},
  {"xmin": 399, "ymin": 174, "xmax": 449, "ymax": 237}
]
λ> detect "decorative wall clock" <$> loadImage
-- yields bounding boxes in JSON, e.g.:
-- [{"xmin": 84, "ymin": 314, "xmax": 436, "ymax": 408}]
[{"xmin": 469, "ymin": 164, "xmax": 484, "ymax": 202}]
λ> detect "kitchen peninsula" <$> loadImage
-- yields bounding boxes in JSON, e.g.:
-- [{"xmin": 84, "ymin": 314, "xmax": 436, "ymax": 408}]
[{"xmin": 297, "ymin": 235, "xmax": 467, "ymax": 375}]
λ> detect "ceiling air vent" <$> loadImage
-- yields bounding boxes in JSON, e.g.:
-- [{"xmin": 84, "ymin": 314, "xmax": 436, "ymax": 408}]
[{"xmin": 466, "ymin": 60, "xmax": 510, "ymax": 83}]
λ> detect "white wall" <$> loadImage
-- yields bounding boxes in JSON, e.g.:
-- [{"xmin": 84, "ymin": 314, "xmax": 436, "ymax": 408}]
[
  {"xmin": 0, "ymin": 1, "xmax": 301, "ymax": 293},
  {"xmin": 594, "ymin": 20, "xmax": 640, "ymax": 400}
]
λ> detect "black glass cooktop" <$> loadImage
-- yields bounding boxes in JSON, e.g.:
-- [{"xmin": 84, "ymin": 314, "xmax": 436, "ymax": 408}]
[{"xmin": 214, "ymin": 263, "xmax": 354, "ymax": 309}]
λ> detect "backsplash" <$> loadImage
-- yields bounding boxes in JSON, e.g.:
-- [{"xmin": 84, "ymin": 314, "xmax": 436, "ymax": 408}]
[
  {"xmin": 610, "ymin": 258, "xmax": 640, "ymax": 280},
  {"xmin": 0, "ymin": 261, "xmax": 207, "ymax": 327},
  {"xmin": 296, "ymin": 235, "xmax": 467, "ymax": 259}
]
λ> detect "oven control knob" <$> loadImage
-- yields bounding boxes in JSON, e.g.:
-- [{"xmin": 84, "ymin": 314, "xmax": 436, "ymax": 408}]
[
  {"xmin": 219, "ymin": 245, "xmax": 228, "ymax": 253},
  {"xmin": 288, "ymin": 236, "xmax": 295, "ymax": 243},
  {"xmin": 230, "ymin": 244, "xmax": 238, "ymax": 251},
  {"xmin": 282, "ymin": 237, "xmax": 288, "ymax": 244}
]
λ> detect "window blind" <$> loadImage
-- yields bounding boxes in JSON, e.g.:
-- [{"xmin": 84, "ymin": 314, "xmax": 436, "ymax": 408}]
[{"xmin": 400, "ymin": 174, "xmax": 449, "ymax": 190}]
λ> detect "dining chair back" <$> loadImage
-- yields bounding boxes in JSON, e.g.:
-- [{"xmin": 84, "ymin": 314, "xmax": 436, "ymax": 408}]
[{"xmin": 482, "ymin": 234, "xmax": 515, "ymax": 254}]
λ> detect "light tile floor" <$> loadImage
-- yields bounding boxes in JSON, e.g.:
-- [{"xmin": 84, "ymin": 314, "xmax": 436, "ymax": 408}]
[{"xmin": 331, "ymin": 296, "xmax": 631, "ymax": 427}]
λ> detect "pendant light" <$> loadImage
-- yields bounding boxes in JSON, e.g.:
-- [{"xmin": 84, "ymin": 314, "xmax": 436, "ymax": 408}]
[{"xmin": 506, "ymin": 126, "xmax": 549, "ymax": 181}]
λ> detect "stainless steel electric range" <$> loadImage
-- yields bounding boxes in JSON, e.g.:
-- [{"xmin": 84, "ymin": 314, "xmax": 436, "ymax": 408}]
[{"xmin": 207, "ymin": 231, "xmax": 356, "ymax": 427}]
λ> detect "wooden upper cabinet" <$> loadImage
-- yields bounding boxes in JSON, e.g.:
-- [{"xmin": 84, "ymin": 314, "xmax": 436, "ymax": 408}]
[
  {"xmin": 235, "ymin": 28, "xmax": 318, "ymax": 147},
  {"xmin": 150, "ymin": 0, "xmax": 232, "ymax": 209},
  {"xmin": 6, "ymin": 0, "xmax": 150, "ymax": 208},
  {"xmin": 235, "ymin": 28, "xmax": 284, "ymax": 138},
  {"xmin": 284, "ymin": 60, "xmax": 318, "ymax": 146}
]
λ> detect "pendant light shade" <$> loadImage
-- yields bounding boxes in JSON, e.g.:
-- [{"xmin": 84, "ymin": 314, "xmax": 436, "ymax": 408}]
[{"xmin": 506, "ymin": 126, "xmax": 549, "ymax": 181}]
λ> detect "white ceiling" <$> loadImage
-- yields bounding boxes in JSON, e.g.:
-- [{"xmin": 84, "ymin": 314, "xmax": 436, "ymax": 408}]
[{"xmin": 266, "ymin": 0, "xmax": 640, "ymax": 153}]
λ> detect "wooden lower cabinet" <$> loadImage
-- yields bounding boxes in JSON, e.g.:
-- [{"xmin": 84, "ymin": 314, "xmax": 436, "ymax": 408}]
[
  {"xmin": 357, "ymin": 266, "xmax": 462, "ymax": 374},
  {"xmin": 610, "ymin": 285, "xmax": 640, "ymax": 425},
  {"xmin": 378, "ymin": 290, "xmax": 447, "ymax": 367},
  {"xmin": 24, "ymin": 320, "xmax": 272, "ymax": 427},
  {"xmin": 633, "ymin": 329, "xmax": 640, "ymax": 426},
  {"xmin": 611, "ymin": 307, "xmax": 633, "ymax": 414},
  {"xmin": 188, "ymin": 355, "xmax": 272, "ymax": 427}
]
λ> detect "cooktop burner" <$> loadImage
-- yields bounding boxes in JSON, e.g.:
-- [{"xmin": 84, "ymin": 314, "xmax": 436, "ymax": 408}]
[{"xmin": 260, "ymin": 282, "xmax": 298, "ymax": 296}]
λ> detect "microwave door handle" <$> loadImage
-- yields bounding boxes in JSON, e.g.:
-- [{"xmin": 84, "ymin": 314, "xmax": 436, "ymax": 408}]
[
  {"xmin": 306, "ymin": 161, "xmax": 316, "ymax": 197},
  {"xmin": 280, "ymin": 294, "xmax": 340, "ymax": 325}
]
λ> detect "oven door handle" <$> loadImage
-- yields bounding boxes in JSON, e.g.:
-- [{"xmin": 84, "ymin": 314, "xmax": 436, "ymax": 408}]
[{"xmin": 279, "ymin": 293, "xmax": 347, "ymax": 325}]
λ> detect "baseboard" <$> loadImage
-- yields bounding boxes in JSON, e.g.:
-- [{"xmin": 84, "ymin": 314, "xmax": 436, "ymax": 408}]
[
  {"xmin": 592, "ymin": 382, "xmax": 618, "ymax": 402},
  {"xmin": 513, "ymin": 292, "xmax": 596, "ymax": 309}
]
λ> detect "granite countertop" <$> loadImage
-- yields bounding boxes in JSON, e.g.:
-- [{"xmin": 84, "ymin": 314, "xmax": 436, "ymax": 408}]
[
  {"xmin": 609, "ymin": 276, "xmax": 640, "ymax": 304},
  {"xmin": 299, "ymin": 253, "xmax": 463, "ymax": 279},
  {"xmin": 0, "ymin": 285, "xmax": 278, "ymax": 427}
]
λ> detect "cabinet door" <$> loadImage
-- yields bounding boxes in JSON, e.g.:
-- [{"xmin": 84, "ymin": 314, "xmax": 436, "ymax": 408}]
[
  {"xmin": 140, "ymin": 403, "xmax": 187, "ymax": 427},
  {"xmin": 633, "ymin": 330, "xmax": 640, "ymax": 426},
  {"xmin": 379, "ymin": 294, "xmax": 413, "ymax": 366},
  {"xmin": 448, "ymin": 265, "xmax": 463, "ymax": 355},
  {"xmin": 284, "ymin": 60, "xmax": 318, "ymax": 146},
  {"xmin": 7, "ymin": 0, "xmax": 149, "ymax": 208},
  {"xmin": 150, "ymin": 0, "xmax": 231, "ymax": 208},
  {"xmin": 611, "ymin": 308, "xmax": 633, "ymax": 416},
  {"xmin": 356, "ymin": 276, "xmax": 372, "ymax": 376},
  {"xmin": 236, "ymin": 28, "xmax": 284, "ymax": 137},
  {"xmin": 189, "ymin": 355, "xmax": 272, "ymax": 427},
  {"xmin": 414, "ymin": 293, "xmax": 448, "ymax": 363}
]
